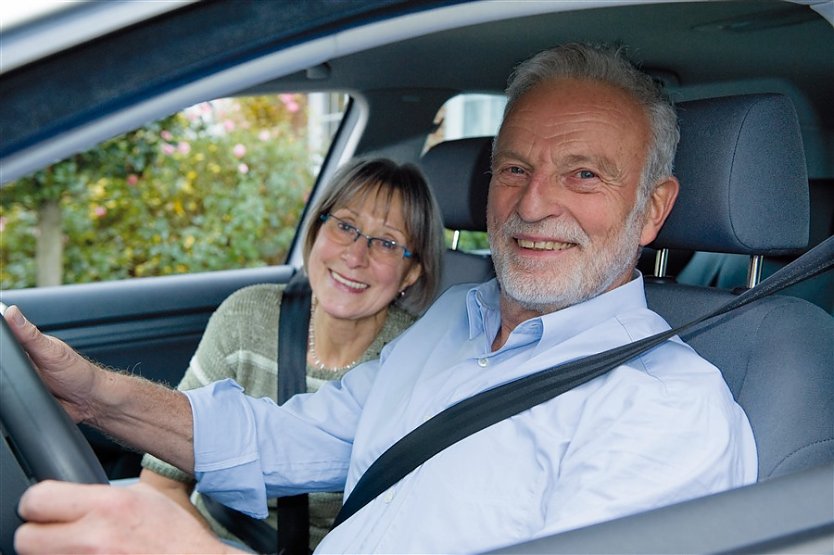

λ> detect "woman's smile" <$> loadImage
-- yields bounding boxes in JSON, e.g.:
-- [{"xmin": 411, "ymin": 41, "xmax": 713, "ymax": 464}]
[{"xmin": 329, "ymin": 269, "xmax": 369, "ymax": 291}]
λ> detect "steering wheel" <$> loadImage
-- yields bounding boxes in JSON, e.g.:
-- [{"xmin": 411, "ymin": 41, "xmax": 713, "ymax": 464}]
[{"xmin": 0, "ymin": 315, "xmax": 108, "ymax": 554}]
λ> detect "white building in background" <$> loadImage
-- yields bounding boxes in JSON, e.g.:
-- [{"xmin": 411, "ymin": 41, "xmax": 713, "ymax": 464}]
[{"xmin": 306, "ymin": 92, "xmax": 507, "ymax": 170}]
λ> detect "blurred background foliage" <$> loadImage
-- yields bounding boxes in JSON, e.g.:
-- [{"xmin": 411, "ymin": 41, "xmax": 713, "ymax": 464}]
[
  {"xmin": 0, "ymin": 95, "xmax": 315, "ymax": 289},
  {"xmin": 445, "ymin": 230, "xmax": 490, "ymax": 253}
]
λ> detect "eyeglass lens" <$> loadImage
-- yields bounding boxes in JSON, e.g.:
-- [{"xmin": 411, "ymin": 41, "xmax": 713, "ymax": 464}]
[{"xmin": 322, "ymin": 214, "xmax": 412, "ymax": 260}]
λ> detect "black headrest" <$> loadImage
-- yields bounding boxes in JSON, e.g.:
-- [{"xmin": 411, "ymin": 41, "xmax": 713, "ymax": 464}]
[
  {"xmin": 420, "ymin": 137, "xmax": 492, "ymax": 231},
  {"xmin": 652, "ymin": 93, "xmax": 809, "ymax": 255}
]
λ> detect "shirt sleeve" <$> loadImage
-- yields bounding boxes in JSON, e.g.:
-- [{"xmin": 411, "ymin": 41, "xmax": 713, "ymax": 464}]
[{"xmin": 187, "ymin": 359, "xmax": 379, "ymax": 518}]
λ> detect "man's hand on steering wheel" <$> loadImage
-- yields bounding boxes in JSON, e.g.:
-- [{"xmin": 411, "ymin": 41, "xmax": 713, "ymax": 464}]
[{"xmin": 4, "ymin": 305, "xmax": 101, "ymax": 424}]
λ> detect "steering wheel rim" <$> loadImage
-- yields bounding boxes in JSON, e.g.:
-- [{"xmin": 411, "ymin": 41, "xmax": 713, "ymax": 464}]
[{"xmin": 0, "ymin": 314, "xmax": 108, "ymax": 553}]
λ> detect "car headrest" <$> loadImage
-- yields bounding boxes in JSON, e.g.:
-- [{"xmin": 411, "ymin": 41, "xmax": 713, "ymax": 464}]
[
  {"xmin": 420, "ymin": 136, "xmax": 492, "ymax": 232},
  {"xmin": 652, "ymin": 93, "xmax": 809, "ymax": 255}
]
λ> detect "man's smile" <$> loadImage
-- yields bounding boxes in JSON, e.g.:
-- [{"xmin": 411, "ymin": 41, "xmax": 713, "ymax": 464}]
[{"xmin": 516, "ymin": 238, "xmax": 576, "ymax": 251}]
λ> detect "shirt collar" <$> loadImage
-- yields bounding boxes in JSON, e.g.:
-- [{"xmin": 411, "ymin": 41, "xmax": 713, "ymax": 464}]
[
  {"xmin": 465, "ymin": 272, "xmax": 647, "ymax": 345},
  {"xmin": 466, "ymin": 278, "xmax": 500, "ymax": 341}
]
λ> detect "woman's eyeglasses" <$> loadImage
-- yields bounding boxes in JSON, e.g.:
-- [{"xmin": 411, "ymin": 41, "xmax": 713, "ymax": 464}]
[{"xmin": 320, "ymin": 213, "xmax": 414, "ymax": 262}]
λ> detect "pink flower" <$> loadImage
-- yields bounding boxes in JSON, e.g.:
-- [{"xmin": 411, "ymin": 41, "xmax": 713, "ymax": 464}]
[
  {"xmin": 232, "ymin": 143, "xmax": 246, "ymax": 158},
  {"xmin": 224, "ymin": 119, "xmax": 236, "ymax": 132},
  {"xmin": 162, "ymin": 143, "xmax": 176, "ymax": 155},
  {"xmin": 238, "ymin": 163, "xmax": 249, "ymax": 174},
  {"xmin": 280, "ymin": 93, "xmax": 300, "ymax": 113},
  {"xmin": 258, "ymin": 130, "xmax": 271, "ymax": 141},
  {"xmin": 94, "ymin": 206, "xmax": 107, "ymax": 218},
  {"xmin": 160, "ymin": 130, "xmax": 173, "ymax": 141},
  {"xmin": 178, "ymin": 141, "xmax": 191, "ymax": 155},
  {"xmin": 127, "ymin": 174, "xmax": 139, "ymax": 186}
]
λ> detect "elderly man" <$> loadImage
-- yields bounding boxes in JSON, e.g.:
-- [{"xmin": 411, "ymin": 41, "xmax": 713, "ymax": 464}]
[{"xmin": 9, "ymin": 43, "xmax": 756, "ymax": 554}]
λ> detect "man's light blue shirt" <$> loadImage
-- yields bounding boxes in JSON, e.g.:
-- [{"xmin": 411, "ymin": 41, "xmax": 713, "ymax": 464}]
[{"xmin": 187, "ymin": 276, "xmax": 757, "ymax": 553}]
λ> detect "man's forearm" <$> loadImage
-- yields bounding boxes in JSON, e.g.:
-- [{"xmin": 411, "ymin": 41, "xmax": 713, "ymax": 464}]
[
  {"xmin": 89, "ymin": 368, "xmax": 195, "ymax": 473},
  {"xmin": 3, "ymin": 305, "xmax": 195, "ymax": 474}
]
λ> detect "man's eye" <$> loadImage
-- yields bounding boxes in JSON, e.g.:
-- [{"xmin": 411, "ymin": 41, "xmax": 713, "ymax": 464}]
[
  {"xmin": 508, "ymin": 166, "xmax": 526, "ymax": 175},
  {"xmin": 577, "ymin": 170, "xmax": 597, "ymax": 179}
]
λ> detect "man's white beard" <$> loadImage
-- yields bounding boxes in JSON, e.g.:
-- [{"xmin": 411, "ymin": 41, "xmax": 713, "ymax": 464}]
[{"xmin": 489, "ymin": 205, "xmax": 645, "ymax": 313}]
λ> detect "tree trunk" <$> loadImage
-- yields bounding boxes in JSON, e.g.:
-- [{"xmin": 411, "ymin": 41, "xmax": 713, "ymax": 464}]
[{"xmin": 36, "ymin": 200, "xmax": 63, "ymax": 287}]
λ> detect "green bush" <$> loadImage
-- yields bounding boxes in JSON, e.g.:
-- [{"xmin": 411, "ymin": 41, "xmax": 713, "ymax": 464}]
[
  {"xmin": 445, "ymin": 229, "xmax": 491, "ymax": 252},
  {"xmin": 1, "ymin": 95, "xmax": 316, "ymax": 289}
]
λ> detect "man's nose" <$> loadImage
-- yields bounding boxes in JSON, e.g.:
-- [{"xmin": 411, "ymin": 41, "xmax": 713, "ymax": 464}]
[{"xmin": 516, "ymin": 173, "xmax": 565, "ymax": 222}]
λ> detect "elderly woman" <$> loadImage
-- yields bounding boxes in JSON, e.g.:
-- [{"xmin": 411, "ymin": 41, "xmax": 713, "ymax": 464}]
[{"xmin": 139, "ymin": 158, "xmax": 444, "ymax": 550}]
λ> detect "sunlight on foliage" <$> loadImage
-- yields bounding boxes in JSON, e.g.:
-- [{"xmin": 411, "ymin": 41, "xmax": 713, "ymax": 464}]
[{"xmin": 1, "ymin": 95, "xmax": 322, "ymax": 289}]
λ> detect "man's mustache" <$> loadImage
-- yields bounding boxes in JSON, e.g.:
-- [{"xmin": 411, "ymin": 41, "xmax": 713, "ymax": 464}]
[{"xmin": 498, "ymin": 214, "xmax": 589, "ymax": 247}]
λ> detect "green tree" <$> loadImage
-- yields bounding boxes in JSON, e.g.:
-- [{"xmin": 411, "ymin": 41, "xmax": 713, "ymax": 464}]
[{"xmin": 1, "ymin": 95, "xmax": 317, "ymax": 289}]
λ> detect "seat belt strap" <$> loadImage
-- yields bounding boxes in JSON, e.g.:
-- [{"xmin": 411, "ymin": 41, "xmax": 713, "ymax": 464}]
[
  {"xmin": 277, "ymin": 272, "xmax": 312, "ymax": 405},
  {"xmin": 275, "ymin": 271, "xmax": 312, "ymax": 555},
  {"xmin": 333, "ymin": 235, "xmax": 834, "ymax": 528}
]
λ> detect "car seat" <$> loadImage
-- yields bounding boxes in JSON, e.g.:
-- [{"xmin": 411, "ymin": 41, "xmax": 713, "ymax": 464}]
[
  {"xmin": 420, "ymin": 137, "xmax": 496, "ymax": 298},
  {"xmin": 675, "ymin": 178, "xmax": 834, "ymax": 313},
  {"xmin": 646, "ymin": 93, "xmax": 834, "ymax": 479}
]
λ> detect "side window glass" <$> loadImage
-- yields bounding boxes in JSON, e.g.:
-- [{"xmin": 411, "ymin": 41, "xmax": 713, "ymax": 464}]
[
  {"xmin": 425, "ymin": 94, "xmax": 507, "ymax": 254},
  {"xmin": 0, "ymin": 93, "xmax": 348, "ymax": 289}
]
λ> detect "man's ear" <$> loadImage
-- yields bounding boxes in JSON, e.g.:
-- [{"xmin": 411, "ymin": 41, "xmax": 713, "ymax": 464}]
[{"xmin": 639, "ymin": 177, "xmax": 679, "ymax": 246}]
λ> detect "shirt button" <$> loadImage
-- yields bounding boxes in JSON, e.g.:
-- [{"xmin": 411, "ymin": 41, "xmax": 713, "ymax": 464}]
[
  {"xmin": 382, "ymin": 488, "xmax": 395, "ymax": 503},
  {"xmin": 477, "ymin": 358, "xmax": 488, "ymax": 367}
]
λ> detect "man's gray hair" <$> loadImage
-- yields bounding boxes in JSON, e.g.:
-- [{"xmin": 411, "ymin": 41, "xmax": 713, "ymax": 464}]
[{"xmin": 501, "ymin": 43, "xmax": 679, "ymax": 209}]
